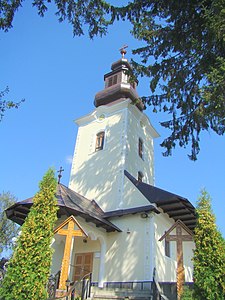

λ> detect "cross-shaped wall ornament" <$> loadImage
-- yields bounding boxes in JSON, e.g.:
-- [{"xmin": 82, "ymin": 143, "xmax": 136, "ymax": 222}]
[
  {"xmin": 159, "ymin": 220, "xmax": 194, "ymax": 300},
  {"xmin": 54, "ymin": 216, "xmax": 88, "ymax": 290}
]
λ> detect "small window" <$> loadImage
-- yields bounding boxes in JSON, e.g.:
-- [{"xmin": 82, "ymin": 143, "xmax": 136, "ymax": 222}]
[
  {"xmin": 108, "ymin": 75, "xmax": 117, "ymax": 87},
  {"xmin": 138, "ymin": 171, "xmax": 144, "ymax": 183},
  {"xmin": 108, "ymin": 77, "xmax": 113, "ymax": 87},
  {"xmin": 95, "ymin": 131, "xmax": 105, "ymax": 151},
  {"xmin": 138, "ymin": 138, "xmax": 143, "ymax": 159},
  {"xmin": 165, "ymin": 238, "xmax": 171, "ymax": 257}
]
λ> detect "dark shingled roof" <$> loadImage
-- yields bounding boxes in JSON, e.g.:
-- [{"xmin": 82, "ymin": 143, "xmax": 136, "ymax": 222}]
[
  {"xmin": 104, "ymin": 205, "xmax": 160, "ymax": 218},
  {"xmin": 124, "ymin": 170, "xmax": 196, "ymax": 231},
  {"xmin": 5, "ymin": 184, "xmax": 121, "ymax": 232}
]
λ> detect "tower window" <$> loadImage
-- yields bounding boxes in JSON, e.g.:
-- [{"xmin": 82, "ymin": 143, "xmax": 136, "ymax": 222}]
[
  {"xmin": 95, "ymin": 131, "xmax": 105, "ymax": 151},
  {"xmin": 138, "ymin": 138, "xmax": 143, "ymax": 159},
  {"xmin": 138, "ymin": 171, "xmax": 144, "ymax": 183},
  {"xmin": 107, "ymin": 75, "xmax": 118, "ymax": 87}
]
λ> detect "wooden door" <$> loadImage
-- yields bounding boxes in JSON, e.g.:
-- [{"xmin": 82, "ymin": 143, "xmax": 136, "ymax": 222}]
[{"xmin": 73, "ymin": 253, "xmax": 93, "ymax": 282}]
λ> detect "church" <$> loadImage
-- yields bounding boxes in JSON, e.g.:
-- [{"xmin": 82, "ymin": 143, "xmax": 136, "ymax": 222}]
[{"xmin": 6, "ymin": 50, "xmax": 196, "ymax": 300}]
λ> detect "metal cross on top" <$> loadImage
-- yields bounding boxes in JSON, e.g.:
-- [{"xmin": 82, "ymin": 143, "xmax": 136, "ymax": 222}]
[
  {"xmin": 119, "ymin": 45, "xmax": 128, "ymax": 58},
  {"xmin": 57, "ymin": 166, "xmax": 64, "ymax": 184},
  {"xmin": 159, "ymin": 220, "xmax": 194, "ymax": 300},
  {"xmin": 54, "ymin": 216, "xmax": 87, "ymax": 290}
]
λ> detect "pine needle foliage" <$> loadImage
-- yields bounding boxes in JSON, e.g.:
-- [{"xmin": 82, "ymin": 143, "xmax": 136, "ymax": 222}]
[
  {"xmin": 181, "ymin": 285, "xmax": 195, "ymax": 300},
  {"xmin": 193, "ymin": 190, "xmax": 225, "ymax": 300},
  {"xmin": 0, "ymin": 169, "xmax": 58, "ymax": 300}
]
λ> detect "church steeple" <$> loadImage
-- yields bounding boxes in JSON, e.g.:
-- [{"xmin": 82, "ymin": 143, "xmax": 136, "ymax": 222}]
[
  {"xmin": 94, "ymin": 49, "xmax": 146, "ymax": 111},
  {"xmin": 69, "ymin": 51, "xmax": 158, "ymax": 212}
]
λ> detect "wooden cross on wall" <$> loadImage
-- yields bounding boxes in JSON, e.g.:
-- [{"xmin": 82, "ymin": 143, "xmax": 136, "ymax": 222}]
[
  {"xmin": 54, "ymin": 216, "xmax": 87, "ymax": 290},
  {"xmin": 159, "ymin": 220, "xmax": 194, "ymax": 300}
]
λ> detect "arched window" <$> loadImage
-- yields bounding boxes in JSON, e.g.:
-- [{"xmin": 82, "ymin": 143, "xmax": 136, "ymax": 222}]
[
  {"xmin": 138, "ymin": 171, "xmax": 144, "ymax": 183},
  {"xmin": 138, "ymin": 138, "xmax": 143, "ymax": 159},
  {"xmin": 95, "ymin": 131, "xmax": 105, "ymax": 151}
]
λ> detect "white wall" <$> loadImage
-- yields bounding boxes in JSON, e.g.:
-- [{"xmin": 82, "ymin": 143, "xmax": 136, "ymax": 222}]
[
  {"xmin": 51, "ymin": 211, "xmax": 195, "ymax": 285},
  {"xmin": 69, "ymin": 100, "xmax": 158, "ymax": 212},
  {"xmin": 69, "ymin": 103, "xmax": 127, "ymax": 211},
  {"xmin": 104, "ymin": 214, "xmax": 152, "ymax": 282},
  {"xmin": 51, "ymin": 213, "xmax": 154, "ymax": 284},
  {"xmin": 125, "ymin": 106, "xmax": 156, "ymax": 186}
]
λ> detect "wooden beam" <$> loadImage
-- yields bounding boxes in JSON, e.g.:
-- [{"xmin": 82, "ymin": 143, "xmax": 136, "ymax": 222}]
[
  {"xmin": 173, "ymin": 215, "xmax": 194, "ymax": 220},
  {"xmin": 58, "ymin": 219, "xmax": 74, "ymax": 290},
  {"xmin": 168, "ymin": 211, "xmax": 190, "ymax": 217},
  {"xmin": 57, "ymin": 229, "xmax": 84, "ymax": 237},
  {"xmin": 14, "ymin": 211, "xmax": 27, "ymax": 218},
  {"xmin": 16, "ymin": 205, "xmax": 30, "ymax": 212},
  {"xmin": 166, "ymin": 235, "xmax": 193, "ymax": 242}
]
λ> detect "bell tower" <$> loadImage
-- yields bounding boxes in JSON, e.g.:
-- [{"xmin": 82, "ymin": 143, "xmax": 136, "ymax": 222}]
[
  {"xmin": 94, "ymin": 46, "xmax": 145, "ymax": 111},
  {"xmin": 69, "ymin": 50, "xmax": 159, "ymax": 212}
]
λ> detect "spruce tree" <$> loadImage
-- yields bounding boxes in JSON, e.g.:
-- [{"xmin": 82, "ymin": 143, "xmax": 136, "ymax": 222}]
[
  {"xmin": 0, "ymin": 168, "xmax": 58, "ymax": 300},
  {"xmin": 193, "ymin": 190, "xmax": 225, "ymax": 300}
]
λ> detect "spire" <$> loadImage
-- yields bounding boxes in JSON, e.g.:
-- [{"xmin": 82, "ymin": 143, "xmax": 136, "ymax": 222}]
[{"xmin": 94, "ymin": 50, "xmax": 145, "ymax": 111}]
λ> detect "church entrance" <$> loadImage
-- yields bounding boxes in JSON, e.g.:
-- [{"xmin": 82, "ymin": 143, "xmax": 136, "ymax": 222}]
[
  {"xmin": 73, "ymin": 252, "xmax": 93, "ymax": 282},
  {"xmin": 52, "ymin": 216, "xmax": 105, "ymax": 290}
]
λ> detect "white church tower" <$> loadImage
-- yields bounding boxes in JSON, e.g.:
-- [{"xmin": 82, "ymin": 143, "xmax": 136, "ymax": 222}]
[{"xmin": 69, "ymin": 49, "xmax": 159, "ymax": 212}]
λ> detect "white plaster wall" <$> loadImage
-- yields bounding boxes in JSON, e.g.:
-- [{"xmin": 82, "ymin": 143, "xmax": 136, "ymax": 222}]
[
  {"xmin": 69, "ymin": 100, "xmax": 159, "ymax": 212},
  {"xmin": 51, "ymin": 234, "xmax": 66, "ymax": 275},
  {"xmin": 51, "ymin": 211, "xmax": 194, "ymax": 285},
  {"xmin": 183, "ymin": 241, "xmax": 195, "ymax": 282},
  {"xmin": 71, "ymin": 215, "xmax": 149, "ymax": 283},
  {"xmin": 103, "ymin": 214, "xmax": 153, "ymax": 283},
  {"xmin": 74, "ymin": 216, "xmax": 154, "ymax": 286},
  {"xmin": 121, "ymin": 176, "xmax": 150, "ymax": 209},
  {"xmin": 154, "ymin": 213, "xmax": 177, "ymax": 282},
  {"xmin": 51, "ymin": 214, "xmax": 156, "ymax": 284},
  {"xmin": 125, "ymin": 107, "xmax": 155, "ymax": 186},
  {"xmin": 69, "ymin": 106, "xmax": 126, "ymax": 211}
]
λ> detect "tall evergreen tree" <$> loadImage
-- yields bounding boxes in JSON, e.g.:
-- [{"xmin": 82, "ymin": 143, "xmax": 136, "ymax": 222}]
[
  {"xmin": 193, "ymin": 190, "xmax": 225, "ymax": 300},
  {"xmin": 0, "ymin": 169, "xmax": 58, "ymax": 300},
  {"xmin": 118, "ymin": 0, "xmax": 225, "ymax": 160}
]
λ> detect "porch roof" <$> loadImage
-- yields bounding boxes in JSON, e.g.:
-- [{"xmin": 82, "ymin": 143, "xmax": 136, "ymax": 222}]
[
  {"xmin": 5, "ymin": 183, "xmax": 121, "ymax": 233},
  {"xmin": 104, "ymin": 205, "xmax": 160, "ymax": 218},
  {"xmin": 124, "ymin": 170, "xmax": 196, "ymax": 231}
]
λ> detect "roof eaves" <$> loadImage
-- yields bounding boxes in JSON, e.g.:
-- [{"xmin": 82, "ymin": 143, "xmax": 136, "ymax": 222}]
[{"xmin": 103, "ymin": 205, "xmax": 160, "ymax": 218}]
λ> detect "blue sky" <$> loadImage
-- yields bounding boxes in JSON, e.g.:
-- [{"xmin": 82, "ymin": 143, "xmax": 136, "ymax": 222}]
[{"xmin": 1, "ymin": 2, "xmax": 225, "ymax": 237}]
